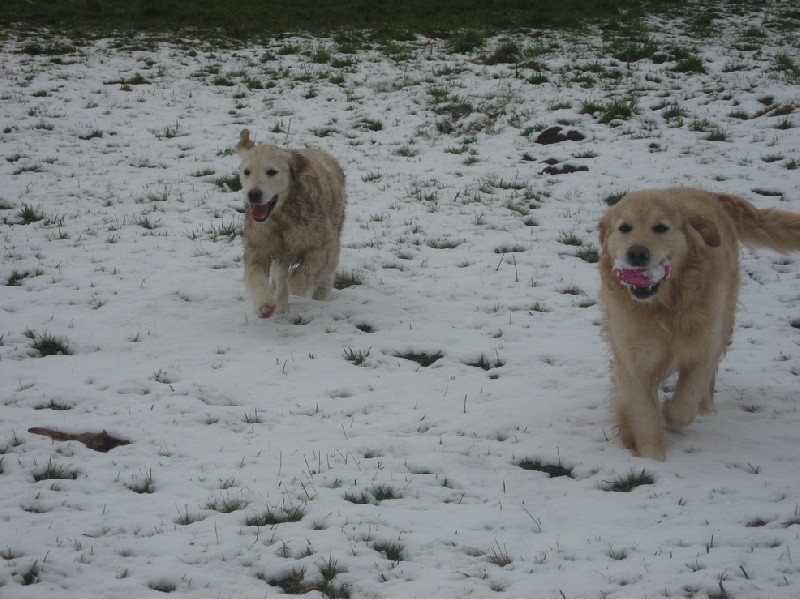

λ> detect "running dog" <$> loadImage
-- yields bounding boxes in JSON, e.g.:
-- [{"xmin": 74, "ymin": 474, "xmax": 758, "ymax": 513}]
[
  {"xmin": 598, "ymin": 188, "xmax": 800, "ymax": 460},
  {"xmin": 236, "ymin": 129, "xmax": 346, "ymax": 318}
]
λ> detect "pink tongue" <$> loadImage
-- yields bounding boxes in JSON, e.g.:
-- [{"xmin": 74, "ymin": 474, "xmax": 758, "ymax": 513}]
[
  {"xmin": 252, "ymin": 204, "xmax": 269, "ymax": 220},
  {"xmin": 613, "ymin": 268, "xmax": 655, "ymax": 287}
]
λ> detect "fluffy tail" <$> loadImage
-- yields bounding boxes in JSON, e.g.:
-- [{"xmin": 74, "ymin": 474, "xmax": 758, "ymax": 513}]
[{"xmin": 715, "ymin": 192, "xmax": 800, "ymax": 252}]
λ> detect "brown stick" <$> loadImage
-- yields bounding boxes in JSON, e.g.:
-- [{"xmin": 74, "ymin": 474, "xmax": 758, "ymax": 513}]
[{"xmin": 28, "ymin": 428, "xmax": 131, "ymax": 452}]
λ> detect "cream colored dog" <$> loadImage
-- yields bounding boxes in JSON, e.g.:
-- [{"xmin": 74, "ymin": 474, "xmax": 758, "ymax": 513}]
[
  {"xmin": 236, "ymin": 129, "xmax": 346, "ymax": 318},
  {"xmin": 599, "ymin": 188, "xmax": 800, "ymax": 460}
]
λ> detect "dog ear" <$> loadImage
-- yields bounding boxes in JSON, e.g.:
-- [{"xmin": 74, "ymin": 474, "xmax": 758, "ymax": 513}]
[
  {"xmin": 289, "ymin": 151, "xmax": 312, "ymax": 179},
  {"xmin": 688, "ymin": 216, "xmax": 721, "ymax": 248},
  {"xmin": 236, "ymin": 129, "xmax": 255, "ymax": 154},
  {"xmin": 598, "ymin": 214, "xmax": 610, "ymax": 247}
]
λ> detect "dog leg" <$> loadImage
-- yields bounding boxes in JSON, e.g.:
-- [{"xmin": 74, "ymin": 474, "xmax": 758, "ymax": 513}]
[
  {"xmin": 614, "ymin": 370, "xmax": 666, "ymax": 461},
  {"xmin": 312, "ymin": 248, "xmax": 337, "ymax": 301},
  {"xmin": 663, "ymin": 360, "xmax": 718, "ymax": 428},
  {"xmin": 312, "ymin": 272, "xmax": 334, "ymax": 301},
  {"xmin": 271, "ymin": 261, "xmax": 290, "ymax": 314},
  {"xmin": 244, "ymin": 260, "xmax": 276, "ymax": 318}
]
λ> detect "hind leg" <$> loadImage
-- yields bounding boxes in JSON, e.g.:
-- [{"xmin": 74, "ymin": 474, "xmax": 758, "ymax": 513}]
[
  {"xmin": 312, "ymin": 272, "xmax": 334, "ymax": 301},
  {"xmin": 311, "ymin": 245, "xmax": 339, "ymax": 301}
]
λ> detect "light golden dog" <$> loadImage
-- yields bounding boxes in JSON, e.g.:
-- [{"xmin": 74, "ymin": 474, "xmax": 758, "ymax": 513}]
[
  {"xmin": 599, "ymin": 188, "xmax": 800, "ymax": 460},
  {"xmin": 236, "ymin": 129, "xmax": 346, "ymax": 318}
]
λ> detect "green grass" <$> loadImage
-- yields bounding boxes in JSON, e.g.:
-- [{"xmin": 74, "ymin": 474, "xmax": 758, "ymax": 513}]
[
  {"xmin": 393, "ymin": 350, "xmax": 443, "ymax": 367},
  {"xmin": 603, "ymin": 469, "xmax": 655, "ymax": 492},
  {"xmin": 0, "ymin": 0, "xmax": 650, "ymax": 36},
  {"xmin": 7, "ymin": 269, "xmax": 43, "ymax": 286},
  {"xmin": 343, "ymin": 347, "xmax": 371, "ymax": 366},
  {"xmin": 23, "ymin": 329, "xmax": 72, "ymax": 357},
  {"xmin": 16, "ymin": 204, "xmax": 45, "ymax": 225},
  {"xmin": 34, "ymin": 459, "xmax": 77, "ymax": 482},
  {"xmin": 245, "ymin": 505, "xmax": 305, "ymax": 526},
  {"xmin": 334, "ymin": 270, "xmax": 364, "ymax": 289},
  {"xmin": 518, "ymin": 458, "xmax": 574, "ymax": 478}
]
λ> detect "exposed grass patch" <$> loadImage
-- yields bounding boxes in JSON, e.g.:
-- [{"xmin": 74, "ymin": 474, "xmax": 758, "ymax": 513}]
[
  {"xmin": 603, "ymin": 469, "xmax": 655, "ymax": 492},
  {"xmin": 557, "ymin": 230, "xmax": 583, "ymax": 246},
  {"xmin": 598, "ymin": 97, "xmax": 638, "ymax": 124},
  {"xmin": 343, "ymin": 491, "xmax": 371, "ymax": 504},
  {"xmin": 127, "ymin": 470, "xmax": 155, "ymax": 494},
  {"xmin": 575, "ymin": 245, "xmax": 599, "ymax": 263},
  {"xmin": 34, "ymin": 459, "xmax": 77, "ymax": 482},
  {"xmin": 494, "ymin": 243, "xmax": 526, "ymax": 253},
  {"xmin": 603, "ymin": 191, "xmax": 627, "ymax": 206},
  {"xmin": 371, "ymin": 484, "xmax": 400, "ymax": 502},
  {"xmin": 7, "ymin": 269, "xmax": 43, "ymax": 286},
  {"xmin": 373, "ymin": 540, "xmax": 405, "ymax": 562},
  {"xmin": 426, "ymin": 238, "xmax": 462, "ymax": 249},
  {"xmin": 16, "ymin": 204, "xmax": 46, "ymax": 225},
  {"xmin": 245, "ymin": 504, "xmax": 305, "ymax": 526},
  {"xmin": 23, "ymin": 329, "xmax": 72, "ymax": 357},
  {"xmin": 393, "ymin": 350, "xmax": 443, "ymax": 367},
  {"xmin": 518, "ymin": 458, "xmax": 574, "ymax": 478},
  {"xmin": 205, "ymin": 494, "xmax": 248, "ymax": 513},
  {"xmin": 446, "ymin": 30, "xmax": 485, "ymax": 54},
  {"xmin": 34, "ymin": 399, "xmax": 72, "ymax": 411},
  {"xmin": 466, "ymin": 353, "xmax": 505, "ymax": 371},
  {"xmin": 334, "ymin": 270, "xmax": 364, "ymax": 289},
  {"xmin": 343, "ymin": 346, "xmax": 370, "ymax": 366}
]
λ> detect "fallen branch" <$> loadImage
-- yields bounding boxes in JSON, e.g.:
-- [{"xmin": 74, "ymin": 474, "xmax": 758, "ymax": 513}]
[{"xmin": 28, "ymin": 428, "xmax": 131, "ymax": 452}]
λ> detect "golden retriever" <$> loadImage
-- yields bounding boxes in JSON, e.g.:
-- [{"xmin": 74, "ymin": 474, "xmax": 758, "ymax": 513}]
[
  {"xmin": 598, "ymin": 188, "xmax": 800, "ymax": 460},
  {"xmin": 236, "ymin": 129, "xmax": 346, "ymax": 318}
]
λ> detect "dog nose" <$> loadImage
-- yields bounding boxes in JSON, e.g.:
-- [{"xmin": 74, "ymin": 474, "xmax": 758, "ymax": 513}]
[
  {"xmin": 248, "ymin": 190, "xmax": 263, "ymax": 204},
  {"xmin": 626, "ymin": 245, "xmax": 650, "ymax": 267}
]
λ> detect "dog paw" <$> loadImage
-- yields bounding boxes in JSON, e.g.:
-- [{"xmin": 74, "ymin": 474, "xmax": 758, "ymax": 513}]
[
  {"xmin": 662, "ymin": 402, "xmax": 694, "ymax": 429},
  {"xmin": 634, "ymin": 443, "xmax": 667, "ymax": 462},
  {"xmin": 257, "ymin": 304, "xmax": 276, "ymax": 318}
]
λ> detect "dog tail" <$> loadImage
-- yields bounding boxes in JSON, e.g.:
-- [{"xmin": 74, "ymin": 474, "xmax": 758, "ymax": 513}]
[{"xmin": 716, "ymin": 192, "xmax": 800, "ymax": 253}]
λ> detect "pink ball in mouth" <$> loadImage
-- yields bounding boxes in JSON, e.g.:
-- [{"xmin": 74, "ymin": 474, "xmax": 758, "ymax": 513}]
[{"xmin": 612, "ymin": 263, "xmax": 671, "ymax": 287}]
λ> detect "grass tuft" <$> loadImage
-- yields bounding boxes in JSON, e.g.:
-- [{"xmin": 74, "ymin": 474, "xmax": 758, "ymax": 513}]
[
  {"xmin": 24, "ymin": 329, "xmax": 72, "ymax": 357},
  {"xmin": 603, "ymin": 469, "xmax": 655, "ymax": 492},
  {"xmin": 343, "ymin": 346, "xmax": 370, "ymax": 366},
  {"xmin": 34, "ymin": 459, "xmax": 77, "ymax": 482},
  {"xmin": 334, "ymin": 270, "xmax": 364, "ymax": 289},
  {"xmin": 245, "ymin": 504, "xmax": 305, "ymax": 526},
  {"xmin": 518, "ymin": 458, "xmax": 574, "ymax": 478},
  {"xmin": 393, "ymin": 350, "xmax": 443, "ymax": 367}
]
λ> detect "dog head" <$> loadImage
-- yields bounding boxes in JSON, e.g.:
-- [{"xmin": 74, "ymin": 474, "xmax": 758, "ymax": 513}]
[
  {"xmin": 599, "ymin": 189, "xmax": 720, "ymax": 302},
  {"xmin": 236, "ymin": 129, "xmax": 308, "ymax": 223}
]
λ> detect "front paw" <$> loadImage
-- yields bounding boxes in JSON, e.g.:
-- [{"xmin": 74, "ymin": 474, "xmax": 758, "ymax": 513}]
[
  {"xmin": 257, "ymin": 303, "xmax": 276, "ymax": 318},
  {"xmin": 634, "ymin": 443, "xmax": 667, "ymax": 462},
  {"xmin": 662, "ymin": 401, "xmax": 694, "ymax": 429}
]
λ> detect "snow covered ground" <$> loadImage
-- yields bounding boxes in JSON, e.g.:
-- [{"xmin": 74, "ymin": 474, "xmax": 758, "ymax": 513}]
[{"xmin": 1, "ymin": 7, "xmax": 799, "ymax": 598}]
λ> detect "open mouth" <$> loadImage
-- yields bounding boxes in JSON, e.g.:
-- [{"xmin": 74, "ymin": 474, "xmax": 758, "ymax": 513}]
[
  {"xmin": 612, "ymin": 260, "xmax": 671, "ymax": 302},
  {"xmin": 250, "ymin": 195, "xmax": 278, "ymax": 222}
]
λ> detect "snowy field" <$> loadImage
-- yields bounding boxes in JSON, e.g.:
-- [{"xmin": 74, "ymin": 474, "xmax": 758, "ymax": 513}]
[{"xmin": 1, "ymin": 6, "xmax": 799, "ymax": 598}]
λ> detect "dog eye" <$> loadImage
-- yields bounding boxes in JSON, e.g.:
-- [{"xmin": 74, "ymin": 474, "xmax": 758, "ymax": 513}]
[
  {"xmin": 243, "ymin": 168, "xmax": 251, "ymax": 177},
  {"xmin": 618, "ymin": 223, "xmax": 632, "ymax": 233},
  {"xmin": 266, "ymin": 169, "xmax": 277, "ymax": 177},
  {"xmin": 652, "ymin": 223, "xmax": 669, "ymax": 233}
]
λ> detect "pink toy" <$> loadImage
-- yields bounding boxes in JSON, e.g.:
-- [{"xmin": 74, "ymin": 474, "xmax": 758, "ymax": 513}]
[{"xmin": 612, "ymin": 263, "xmax": 671, "ymax": 287}]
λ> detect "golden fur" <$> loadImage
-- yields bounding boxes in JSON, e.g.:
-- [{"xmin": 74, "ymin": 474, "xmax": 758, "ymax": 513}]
[
  {"xmin": 598, "ymin": 188, "xmax": 800, "ymax": 460},
  {"xmin": 236, "ymin": 129, "xmax": 346, "ymax": 318}
]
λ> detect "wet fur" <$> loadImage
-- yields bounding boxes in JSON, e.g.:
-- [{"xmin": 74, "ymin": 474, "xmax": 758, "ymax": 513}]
[
  {"xmin": 598, "ymin": 188, "xmax": 800, "ymax": 460},
  {"xmin": 236, "ymin": 129, "xmax": 346, "ymax": 318}
]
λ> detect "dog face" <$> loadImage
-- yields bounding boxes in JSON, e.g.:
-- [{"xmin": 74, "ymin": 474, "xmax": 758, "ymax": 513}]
[
  {"xmin": 236, "ymin": 129, "xmax": 293, "ymax": 223},
  {"xmin": 599, "ymin": 190, "xmax": 720, "ymax": 302}
]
